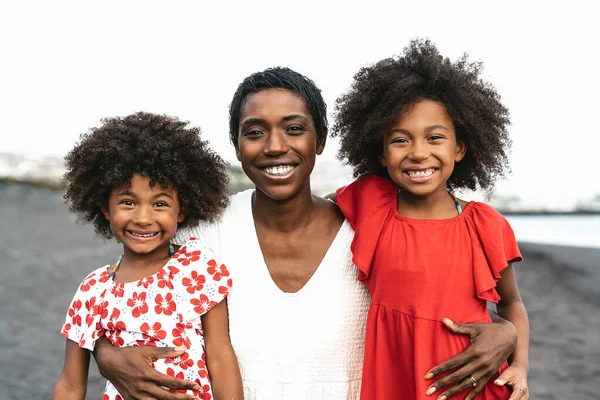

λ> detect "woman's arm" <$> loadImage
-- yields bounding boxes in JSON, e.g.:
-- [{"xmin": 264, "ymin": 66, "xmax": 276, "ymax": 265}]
[
  {"xmin": 51, "ymin": 340, "xmax": 91, "ymax": 400},
  {"xmin": 202, "ymin": 299, "xmax": 243, "ymax": 399},
  {"xmin": 494, "ymin": 264, "xmax": 530, "ymax": 399},
  {"xmin": 93, "ymin": 336, "xmax": 200, "ymax": 400},
  {"xmin": 424, "ymin": 311, "xmax": 518, "ymax": 399}
]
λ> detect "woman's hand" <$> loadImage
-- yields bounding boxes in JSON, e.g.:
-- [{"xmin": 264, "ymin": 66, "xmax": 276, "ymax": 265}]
[
  {"xmin": 93, "ymin": 337, "xmax": 200, "ymax": 400},
  {"xmin": 495, "ymin": 363, "xmax": 529, "ymax": 400},
  {"xmin": 424, "ymin": 317, "xmax": 517, "ymax": 400}
]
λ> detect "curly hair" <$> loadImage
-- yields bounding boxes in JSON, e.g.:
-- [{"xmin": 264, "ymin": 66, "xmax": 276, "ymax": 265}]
[
  {"xmin": 332, "ymin": 38, "xmax": 512, "ymax": 192},
  {"xmin": 229, "ymin": 67, "xmax": 328, "ymax": 151},
  {"xmin": 63, "ymin": 112, "xmax": 230, "ymax": 239}
]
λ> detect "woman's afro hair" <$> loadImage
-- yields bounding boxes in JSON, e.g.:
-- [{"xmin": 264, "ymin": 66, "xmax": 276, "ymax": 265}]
[
  {"xmin": 63, "ymin": 111, "xmax": 229, "ymax": 239},
  {"xmin": 332, "ymin": 38, "xmax": 512, "ymax": 192}
]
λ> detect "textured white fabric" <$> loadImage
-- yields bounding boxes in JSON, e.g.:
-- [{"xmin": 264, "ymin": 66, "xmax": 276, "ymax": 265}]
[{"xmin": 175, "ymin": 189, "xmax": 371, "ymax": 400}]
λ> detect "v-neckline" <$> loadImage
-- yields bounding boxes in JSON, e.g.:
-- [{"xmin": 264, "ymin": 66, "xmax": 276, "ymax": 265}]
[{"xmin": 246, "ymin": 190, "xmax": 347, "ymax": 296}]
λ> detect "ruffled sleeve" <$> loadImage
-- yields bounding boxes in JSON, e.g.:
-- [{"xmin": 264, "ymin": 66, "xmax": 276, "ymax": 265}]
[
  {"xmin": 336, "ymin": 175, "xmax": 397, "ymax": 281},
  {"xmin": 175, "ymin": 237, "xmax": 232, "ymax": 323},
  {"xmin": 60, "ymin": 267, "xmax": 109, "ymax": 351},
  {"xmin": 466, "ymin": 203, "xmax": 523, "ymax": 303}
]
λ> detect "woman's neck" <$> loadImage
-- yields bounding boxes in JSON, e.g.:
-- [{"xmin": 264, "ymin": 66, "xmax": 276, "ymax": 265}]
[
  {"xmin": 251, "ymin": 183, "xmax": 319, "ymax": 233},
  {"xmin": 397, "ymin": 187, "xmax": 459, "ymax": 219}
]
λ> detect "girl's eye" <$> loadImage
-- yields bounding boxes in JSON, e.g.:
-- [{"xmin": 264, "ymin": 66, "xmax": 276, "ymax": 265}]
[
  {"xmin": 428, "ymin": 135, "xmax": 444, "ymax": 141},
  {"xmin": 154, "ymin": 202, "xmax": 168, "ymax": 208},
  {"xmin": 120, "ymin": 200, "xmax": 134, "ymax": 206},
  {"xmin": 392, "ymin": 138, "xmax": 409, "ymax": 144}
]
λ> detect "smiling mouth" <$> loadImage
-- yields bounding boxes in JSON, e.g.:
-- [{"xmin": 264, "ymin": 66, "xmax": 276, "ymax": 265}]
[
  {"xmin": 261, "ymin": 165, "xmax": 297, "ymax": 176},
  {"xmin": 404, "ymin": 168, "xmax": 437, "ymax": 179},
  {"xmin": 127, "ymin": 231, "xmax": 160, "ymax": 238}
]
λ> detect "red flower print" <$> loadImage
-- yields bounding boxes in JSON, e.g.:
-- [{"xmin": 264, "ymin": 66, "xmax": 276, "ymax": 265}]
[
  {"xmin": 140, "ymin": 322, "xmax": 167, "ymax": 341},
  {"xmin": 61, "ymin": 323, "xmax": 71, "ymax": 336},
  {"xmin": 154, "ymin": 293, "xmax": 176, "ymax": 315},
  {"xmin": 98, "ymin": 270, "xmax": 110, "ymax": 283},
  {"xmin": 218, "ymin": 278, "xmax": 233, "ymax": 296},
  {"xmin": 111, "ymin": 282, "xmax": 125, "ymax": 298},
  {"xmin": 68, "ymin": 299, "xmax": 83, "ymax": 326},
  {"xmin": 137, "ymin": 275, "xmax": 154, "ymax": 289},
  {"xmin": 207, "ymin": 259, "xmax": 229, "ymax": 281},
  {"xmin": 157, "ymin": 269, "xmax": 174, "ymax": 290},
  {"xmin": 127, "ymin": 292, "xmax": 148, "ymax": 318},
  {"xmin": 166, "ymin": 368, "xmax": 186, "ymax": 394},
  {"xmin": 178, "ymin": 250, "xmax": 201, "ymax": 266},
  {"xmin": 106, "ymin": 308, "xmax": 126, "ymax": 331},
  {"xmin": 165, "ymin": 351, "xmax": 194, "ymax": 370},
  {"xmin": 102, "ymin": 394, "xmax": 109, "ymax": 400},
  {"xmin": 133, "ymin": 339, "xmax": 157, "ymax": 347},
  {"xmin": 198, "ymin": 358, "xmax": 208, "ymax": 379},
  {"xmin": 84, "ymin": 296, "xmax": 98, "ymax": 327},
  {"xmin": 79, "ymin": 274, "xmax": 97, "ymax": 292},
  {"xmin": 182, "ymin": 270, "xmax": 206, "ymax": 294},
  {"xmin": 107, "ymin": 330, "xmax": 125, "ymax": 346},
  {"xmin": 172, "ymin": 315, "xmax": 191, "ymax": 349},
  {"xmin": 190, "ymin": 294, "xmax": 217, "ymax": 315}
]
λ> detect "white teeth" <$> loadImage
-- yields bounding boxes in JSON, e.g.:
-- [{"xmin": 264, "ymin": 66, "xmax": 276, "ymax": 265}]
[
  {"xmin": 130, "ymin": 232, "xmax": 158, "ymax": 237},
  {"xmin": 263, "ymin": 165, "xmax": 295, "ymax": 176},
  {"xmin": 407, "ymin": 169, "xmax": 435, "ymax": 177}
]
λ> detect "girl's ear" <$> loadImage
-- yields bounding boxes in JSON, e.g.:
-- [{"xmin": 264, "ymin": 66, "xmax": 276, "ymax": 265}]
[
  {"xmin": 455, "ymin": 140, "xmax": 467, "ymax": 162},
  {"xmin": 379, "ymin": 153, "xmax": 388, "ymax": 167},
  {"xmin": 177, "ymin": 206, "xmax": 188, "ymax": 224},
  {"xmin": 101, "ymin": 204, "xmax": 110, "ymax": 221}
]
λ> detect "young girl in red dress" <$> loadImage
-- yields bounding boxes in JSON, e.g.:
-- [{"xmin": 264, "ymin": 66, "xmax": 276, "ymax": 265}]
[
  {"xmin": 333, "ymin": 39, "xmax": 530, "ymax": 400},
  {"xmin": 51, "ymin": 112, "xmax": 243, "ymax": 400}
]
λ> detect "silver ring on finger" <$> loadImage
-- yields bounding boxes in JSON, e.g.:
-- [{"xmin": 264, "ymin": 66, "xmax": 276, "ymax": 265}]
[{"xmin": 469, "ymin": 375, "xmax": 477, "ymax": 387}]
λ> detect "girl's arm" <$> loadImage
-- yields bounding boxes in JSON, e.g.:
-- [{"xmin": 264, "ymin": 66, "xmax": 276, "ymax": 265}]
[
  {"xmin": 51, "ymin": 339, "xmax": 90, "ymax": 400},
  {"xmin": 202, "ymin": 299, "xmax": 243, "ymax": 399},
  {"xmin": 494, "ymin": 263, "xmax": 530, "ymax": 399}
]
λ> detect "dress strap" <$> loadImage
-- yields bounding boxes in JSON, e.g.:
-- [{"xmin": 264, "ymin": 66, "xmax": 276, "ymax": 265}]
[{"xmin": 450, "ymin": 194, "xmax": 462, "ymax": 215}]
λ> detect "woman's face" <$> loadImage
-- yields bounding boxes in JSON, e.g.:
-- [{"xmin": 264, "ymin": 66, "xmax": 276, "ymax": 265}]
[{"xmin": 236, "ymin": 88, "xmax": 324, "ymax": 201}]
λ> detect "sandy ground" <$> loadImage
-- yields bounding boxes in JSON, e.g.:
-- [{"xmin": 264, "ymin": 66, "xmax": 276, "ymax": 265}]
[{"xmin": 1, "ymin": 184, "xmax": 599, "ymax": 399}]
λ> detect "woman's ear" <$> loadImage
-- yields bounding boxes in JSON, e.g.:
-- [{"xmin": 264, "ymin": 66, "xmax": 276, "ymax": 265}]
[{"xmin": 316, "ymin": 135, "xmax": 326, "ymax": 155}]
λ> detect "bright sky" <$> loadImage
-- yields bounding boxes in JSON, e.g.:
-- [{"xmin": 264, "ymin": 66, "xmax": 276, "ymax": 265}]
[{"xmin": 1, "ymin": 1, "xmax": 598, "ymax": 206}]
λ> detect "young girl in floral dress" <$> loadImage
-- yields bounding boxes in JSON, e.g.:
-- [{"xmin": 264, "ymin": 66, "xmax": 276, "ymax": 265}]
[
  {"xmin": 51, "ymin": 112, "xmax": 242, "ymax": 400},
  {"xmin": 333, "ymin": 39, "xmax": 530, "ymax": 400}
]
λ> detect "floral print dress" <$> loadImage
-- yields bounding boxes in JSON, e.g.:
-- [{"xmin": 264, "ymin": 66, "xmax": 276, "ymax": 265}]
[{"xmin": 61, "ymin": 237, "xmax": 232, "ymax": 400}]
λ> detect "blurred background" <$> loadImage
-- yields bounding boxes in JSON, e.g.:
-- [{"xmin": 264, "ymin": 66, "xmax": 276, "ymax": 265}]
[{"xmin": 1, "ymin": 1, "xmax": 598, "ymax": 399}]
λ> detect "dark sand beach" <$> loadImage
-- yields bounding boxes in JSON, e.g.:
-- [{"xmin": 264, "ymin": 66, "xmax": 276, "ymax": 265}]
[{"xmin": 1, "ymin": 183, "xmax": 599, "ymax": 399}]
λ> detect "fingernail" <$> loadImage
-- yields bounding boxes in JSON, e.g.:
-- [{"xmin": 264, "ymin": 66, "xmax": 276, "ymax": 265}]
[
  {"xmin": 174, "ymin": 346, "xmax": 186, "ymax": 351},
  {"xmin": 438, "ymin": 396, "xmax": 447, "ymax": 400},
  {"xmin": 495, "ymin": 379, "xmax": 503, "ymax": 385},
  {"xmin": 426, "ymin": 387, "xmax": 437, "ymax": 395},
  {"xmin": 443, "ymin": 318, "xmax": 453, "ymax": 324},
  {"xmin": 424, "ymin": 372, "xmax": 433, "ymax": 380}
]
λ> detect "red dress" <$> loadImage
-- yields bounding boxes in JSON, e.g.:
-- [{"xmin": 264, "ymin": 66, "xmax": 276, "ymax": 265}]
[{"xmin": 336, "ymin": 176, "xmax": 522, "ymax": 400}]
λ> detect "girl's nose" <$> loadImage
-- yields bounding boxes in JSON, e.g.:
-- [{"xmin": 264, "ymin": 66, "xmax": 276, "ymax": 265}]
[
  {"xmin": 409, "ymin": 141, "xmax": 430, "ymax": 161},
  {"xmin": 133, "ymin": 207, "xmax": 153, "ymax": 225}
]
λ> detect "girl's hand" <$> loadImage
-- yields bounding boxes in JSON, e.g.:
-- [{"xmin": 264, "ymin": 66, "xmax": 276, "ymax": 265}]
[
  {"xmin": 424, "ymin": 317, "xmax": 517, "ymax": 399},
  {"xmin": 495, "ymin": 363, "xmax": 529, "ymax": 400},
  {"xmin": 94, "ymin": 337, "xmax": 200, "ymax": 400}
]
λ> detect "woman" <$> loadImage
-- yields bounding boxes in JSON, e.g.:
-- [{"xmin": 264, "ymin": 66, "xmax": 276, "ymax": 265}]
[{"xmin": 93, "ymin": 67, "xmax": 517, "ymax": 400}]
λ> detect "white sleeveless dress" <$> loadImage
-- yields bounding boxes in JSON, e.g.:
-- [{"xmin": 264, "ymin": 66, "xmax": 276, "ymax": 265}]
[{"xmin": 175, "ymin": 189, "xmax": 370, "ymax": 400}]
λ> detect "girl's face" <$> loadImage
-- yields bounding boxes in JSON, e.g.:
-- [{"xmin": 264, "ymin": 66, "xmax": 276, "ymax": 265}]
[
  {"xmin": 102, "ymin": 173, "xmax": 185, "ymax": 257},
  {"xmin": 236, "ymin": 88, "xmax": 324, "ymax": 201},
  {"xmin": 380, "ymin": 99, "xmax": 466, "ymax": 198}
]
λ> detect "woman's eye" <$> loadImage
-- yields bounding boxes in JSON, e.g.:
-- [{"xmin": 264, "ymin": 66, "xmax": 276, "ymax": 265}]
[
  {"xmin": 245, "ymin": 129, "xmax": 263, "ymax": 137},
  {"xmin": 287, "ymin": 125, "xmax": 305, "ymax": 134}
]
